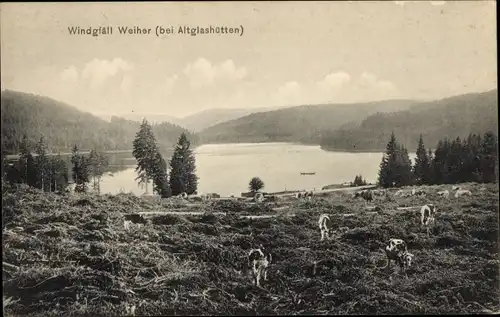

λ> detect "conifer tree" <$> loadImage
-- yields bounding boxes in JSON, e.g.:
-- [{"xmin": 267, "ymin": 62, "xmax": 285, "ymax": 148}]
[
  {"xmin": 378, "ymin": 132, "xmax": 412, "ymax": 187},
  {"xmin": 89, "ymin": 149, "xmax": 109, "ymax": 194},
  {"xmin": 34, "ymin": 136, "xmax": 49, "ymax": 191},
  {"xmin": 71, "ymin": 145, "xmax": 90, "ymax": 192},
  {"xmin": 480, "ymin": 131, "xmax": 498, "ymax": 183},
  {"xmin": 49, "ymin": 154, "xmax": 69, "ymax": 192},
  {"xmin": 169, "ymin": 133, "xmax": 198, "ymax": 196},
  {"xmin": 151, "ymin": 151, "xmax": 171, "ymax": 198},
  {"xmin": 132, "ymin": 119, "xmax": 158, "ymax": 194},
  {"xmin": 413, "ymin": 134, "xmax": 430, "ymax": 185}
]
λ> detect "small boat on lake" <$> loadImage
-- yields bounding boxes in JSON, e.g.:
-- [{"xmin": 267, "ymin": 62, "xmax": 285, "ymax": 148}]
[{"xmin": 300, "ymin": 172, "xmax": 316, "ymax": 176}]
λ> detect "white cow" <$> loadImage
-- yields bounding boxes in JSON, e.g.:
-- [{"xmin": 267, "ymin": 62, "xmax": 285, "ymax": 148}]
[
  {"xmin": 437, "ymin": 190, "xmax": 450, "ymax": 199},
  {"xmin": 420, "ymin": 204, "xmax": 437, "ymax": 236},
  {"xmin": 318, "ymin": 214, "xmax": 331, "ymax": 241},
  {"xmin": 384, "ymin": 238, "xmax": 414, "ymax": 278},
  {"xmin": 247, "ymin": 247, "xmax": 272, "ymax": 287},
  {"xmin": 454, "ymin": 189, "xmax": 472, "ymax": 198}
]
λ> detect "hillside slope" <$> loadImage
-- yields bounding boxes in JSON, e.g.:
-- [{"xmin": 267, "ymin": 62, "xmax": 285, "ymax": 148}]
[
  {"xmin": 197, "ymin": 100, "xmax": 418, "ymax": 144},
  {"xmin": 1, "ymin": 90, "xmax": 196, "ymax": 155},
  {"xmin": 179, "ymin": 107, "xmax": 281, "ymax": 132},
  {"xmin": 320, "ymin": 89, "xmax": 498, "ymax": 152}
]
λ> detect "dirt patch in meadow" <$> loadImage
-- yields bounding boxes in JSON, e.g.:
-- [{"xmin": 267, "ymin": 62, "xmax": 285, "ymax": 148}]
[{"xmin": 2, "ymin": 182, "xmax": 499, "ymax": 316}]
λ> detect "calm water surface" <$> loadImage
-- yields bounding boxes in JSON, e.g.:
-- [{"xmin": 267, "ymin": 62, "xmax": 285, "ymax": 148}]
[{"xmin": 99, "ymin": 143, "xmax": 417, "ymax": 197}]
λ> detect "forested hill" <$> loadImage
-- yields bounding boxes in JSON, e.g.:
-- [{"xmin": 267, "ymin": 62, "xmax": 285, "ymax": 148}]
[
  {"xmin": 1, "ymin": 90, "xmax": 197, "ymax": 155},
  {"xmin": 320, "ymin": 89, "xmax": 498, "ymax": 152},
  {"xmin": 197, "ymin": 99, "xmax": 418, "ymax": 144}
]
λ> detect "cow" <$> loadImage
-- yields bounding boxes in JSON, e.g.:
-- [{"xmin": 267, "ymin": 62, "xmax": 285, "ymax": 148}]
[
  {"xmin": 412, "ymin": 189, "xmax": 426, "ymax": 196},
  {"xmin": 123, "ymin": 219, "xmax": 132, "ymax": 231},
  {"xmin": 179, "ymin": 192, "xmax": 188, "ymax": 199},
  {"xmin": 254, "ymin": 192, "xmax": 265, "ymax": 203},
  {"xmin": 454, "ymin": 189, "xmax": 472, "ymax": 198},
  {"xmin": 354, "ymin": 190, "xmax": 373, "ymax": 202},
  {"xmin": 437, "ymin": 190, "xmax": 450, "ymax": 199},
  {"xmin": 304, "ymin": 191, "xmax": 314, "ymax": 200},
  {"xmin": 318, "ymin": 214, "xmax": 331, "ymax": 241},
  {"xmin": 384, "ymin": 238, "xmax": 414, "ymax": 278},
  {"xmin": 188, "ymin": 194, "xmax": 204, "ymax": 202},
  {"xmin": 295, "ymin": 191, "xmax": 306, "ymax": 199},
  {"xmin": 247, "ymin": 246, "xmax": 272, "ymax": 287},
  {"xmin": 420, "ymin": 204, "xmax": 437, "ymax": 236}
]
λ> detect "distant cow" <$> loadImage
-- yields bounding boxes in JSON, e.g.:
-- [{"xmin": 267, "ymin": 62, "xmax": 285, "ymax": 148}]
[
  {"xmin": 394, "ymin": 190, "xmax": 404, "ymax": 197},
  {"xmin": 420, "ymin": 204, "xmax": 437, "ymax": 236},
  {"xmin": 254, "ymin": 192, "xmax": 265, "ymax": 203},
  {"xmin": 412, "ymin": 189, "xmax": 426, "ymax": 196},
  {"xmin": 372, "ymin": 190, "xmax": 386, "ymax": 197},
  {"xmin": 247, "ymin": 246, "xmax": 272, "ymax": 287},
  {"xmin": 384, "ymin": 238, "xmax": 414, "ymax": 278},
  {"xmin": 188, "ymin": 194, "xmax": 204, "ymax": 202},
  {"xmin": 437, "ymin": 190, "xmax": 450, "ymax": 199},
  {"xmin": 354, "ymin": 190, "xmax": 373, "ymax": 202},
  {"xmin": 318, "ymin": 214, "xmax": 331, "ymax": 241},
  {"xmin": 179, "ymin": 192, "xmax": 188, "ymax": 199},
  {"xmin": 124, "ymin": 214, "xmax": 147, "ymax": 225},
  {"xmin": 454, "ymin": 189, "xmax": 472, "ymax": 198},
  {"xmin": 295, "ymin": 191, "xmax": 306, "ymax": 199}
]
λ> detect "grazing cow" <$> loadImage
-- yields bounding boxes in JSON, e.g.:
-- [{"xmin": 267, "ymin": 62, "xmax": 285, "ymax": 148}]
[
  {"xmin": 354, "ymin": 190, "xmax": 373, "ymax": 202},
  {"xmin": 295, "ymin": 191, "xmax": 306, "ymax": 199},
  {"xmin": 247, "ymin": 246, "xmax": 272, "ymax": 287},
  {"xmin": 384, "ymin": 238, "xmax": 414, "ymax": 278},
  {"xmin": 254, "ymin": 192, "xmax": 265, "ymax": 203},
  {"xmin": 123, "ymin": 220, "xmax": 132, "ymax": 231},
  {"xmin": 437, "ymin": 190, "xmax": 449, "ymax": 199},
  {"xmin": 454, "ymin": 189, "xmax": 472, "ymax": 198},
  {"xmin": 188, "ymin": 194, "xmax": 204, "ymax": 202},
  {"xmin": 304, "ymin": 191, "xmax": 314, "ymax": 200},
  {"xmin": 318, "ymin": 214, "xmax": 331, "ymax": 241},
  {"xmin": 412, "ymin": 189, "xmax": 426, "ymax": 196},
  {"xmin": 420, "ymin": 204, "xmax": 437, "ymax": 236},
  {"xmin": 124, "ymin": 214, "xmax": 148, "ymax": 225}
]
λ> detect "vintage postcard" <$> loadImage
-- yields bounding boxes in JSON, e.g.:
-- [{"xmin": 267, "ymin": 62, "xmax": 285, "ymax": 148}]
[{"xmin": 1, "ymin": 1, "xmax": 498, "ymax": 316}]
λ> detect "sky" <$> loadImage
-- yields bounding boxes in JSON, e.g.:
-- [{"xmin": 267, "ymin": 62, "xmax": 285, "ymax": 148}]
[{"xmin": 1, "ymin": 1, "xmax": 497, "ymax": 118}]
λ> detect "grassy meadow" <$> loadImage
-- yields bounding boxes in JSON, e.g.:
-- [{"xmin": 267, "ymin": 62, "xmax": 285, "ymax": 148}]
[{"xmin": 2, "ymin": 181, "xmax": 499, "ymax": 316}]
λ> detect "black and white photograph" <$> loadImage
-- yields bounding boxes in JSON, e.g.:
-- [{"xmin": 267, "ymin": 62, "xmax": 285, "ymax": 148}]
[{"xmin": 1, "ymin": 1, "xmax": 498, "ymax": 315}]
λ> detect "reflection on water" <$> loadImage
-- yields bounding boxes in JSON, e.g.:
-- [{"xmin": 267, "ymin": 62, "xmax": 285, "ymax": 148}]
[{"xmin": 98, "ymin": 143, "xmax": 417, "ymax": 197}]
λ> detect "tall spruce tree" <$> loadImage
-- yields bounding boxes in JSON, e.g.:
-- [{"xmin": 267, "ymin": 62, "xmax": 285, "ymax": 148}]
[
  {"xmin": 413, "ymin": 134, "xmax": 430, "ymax": 185},
  {"xmin": 34, "ymin": 136, "xmax": 50, "ymax": 191},
  {"xmin": 89, "ymin": 149, "xmax": 109, "ymax": 194},
  {"xmin": 18, "ymin": 134, "xmax": 36, "ymax": 186},
  {"xmin": 132, "ymin": 119, "xmax": 158, "ymax": 194},
  {"xmin": 169, "ymin": 133, "xmax": 198, "ymax": 196},
  {"xmin": 378, "ymin": 132, "xmax": 413, "ymax": 187},
  {"xmin": 71, "ymin": 145, "xmax": 90, "ymax": 193},
  {"xmin": 49, "ymin": 153, "xmax": 69, "ymax": 192},
  {"xmin": 480, "ymin": 131, "xmax": 498, "ymax": 183},
  {"xmin": 151, "ymin": 151, "xmax": 171, "ymax": 198}
]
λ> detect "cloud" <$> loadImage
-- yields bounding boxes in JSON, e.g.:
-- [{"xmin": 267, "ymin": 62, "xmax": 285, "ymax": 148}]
[
  {"xmin": 183, "ymin": 58, "xmax": 247, "ymax": 88},
  {"xmin": 317, "ymin": 71, "xmax": 351, "ymax": 91},
  {"xmin": 81, "ymin": 58, "xmax": 134, "ymax": 89}
]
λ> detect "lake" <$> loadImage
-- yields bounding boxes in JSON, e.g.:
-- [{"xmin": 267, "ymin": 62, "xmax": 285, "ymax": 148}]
[{"xmin": 99, "ymin": 142, "xmax": 417, "ymax": 197}]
